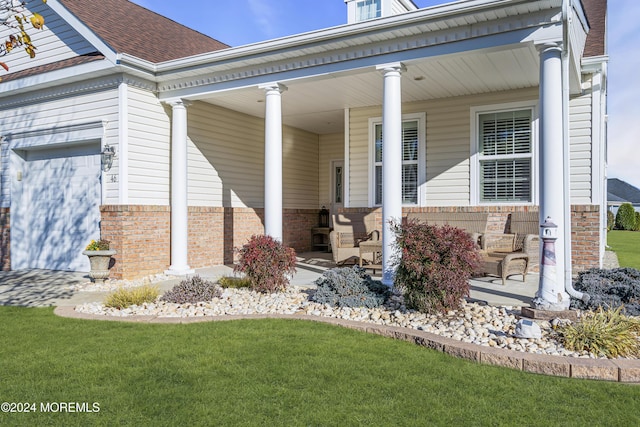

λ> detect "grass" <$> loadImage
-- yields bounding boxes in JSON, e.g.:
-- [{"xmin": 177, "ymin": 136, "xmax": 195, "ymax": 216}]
[
  {"xmin": 608, "ymin": 230, "xmax": 640, "ymax": 269},
  {"xmin": 1, "ymin": 308, "xmax": 640, "ymax": 426}
]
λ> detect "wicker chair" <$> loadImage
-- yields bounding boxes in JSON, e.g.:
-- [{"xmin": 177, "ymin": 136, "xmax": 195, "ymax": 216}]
[
  {"xmin": 406, "ymin": 211, "xmax": 488, "ymax": 248},
  {"xmin": 480, "ymin": 233, "xmax": 530, "ymax": 285},
  {"xmin": 329, "ymin": 213, "xmax": 380, "ymax": 265},
  {"xmin": 509, "ymin": 211, "xmax": 541, "ymax": 268}
]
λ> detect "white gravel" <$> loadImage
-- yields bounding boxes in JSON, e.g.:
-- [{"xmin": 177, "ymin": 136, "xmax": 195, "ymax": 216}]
[{"xmin": 74, "ymin": 283, "xmax": 609, "ymax": 359}]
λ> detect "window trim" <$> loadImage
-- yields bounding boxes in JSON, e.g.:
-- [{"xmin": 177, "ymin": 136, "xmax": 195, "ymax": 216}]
[
  {"xmin": 368, "ymin": 112, "xmax": 426, "ymax": 207},
  {"xmin": 470, "ymin": 101, "xmax": 539, "ymax": 206}
]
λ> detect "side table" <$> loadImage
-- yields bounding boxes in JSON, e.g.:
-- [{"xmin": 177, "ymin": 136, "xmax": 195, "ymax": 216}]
[{"xmin": 311, "ymin": 227, "xmax": 331, "ymax": 252}]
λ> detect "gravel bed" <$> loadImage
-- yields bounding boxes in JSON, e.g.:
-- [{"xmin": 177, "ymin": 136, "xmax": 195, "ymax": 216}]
[{"xmin": 74, "ymin": 284, "xmax": 608, "ymax": 359}]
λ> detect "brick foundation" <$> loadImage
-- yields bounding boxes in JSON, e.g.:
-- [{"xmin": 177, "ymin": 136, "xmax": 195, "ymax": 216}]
[
  {"xmin": 0, "ymin": 207, "xmax": 9, "ymax": 271},
  {"xmin": 342, "ymin": 204, "xmax": 601, "ymax": 274},
  {"xmin": 101, "ymin": 205, "xmax": 320, "ymax": 279}
]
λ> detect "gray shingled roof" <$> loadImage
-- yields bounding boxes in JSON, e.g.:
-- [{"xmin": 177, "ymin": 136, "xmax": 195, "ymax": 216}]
[{"xmin": 608, "ymin": 178, "xmax": 640, "ymax": 205}]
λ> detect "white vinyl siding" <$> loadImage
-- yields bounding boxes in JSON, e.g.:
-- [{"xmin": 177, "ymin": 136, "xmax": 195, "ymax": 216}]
[
  {"xmin": 569, "ymin": 84, "xmax": 593, "ymax": 204},
  {"xmin": 284, "ymin": 126, "xmax": 320, "ymax": 209},
  {"xmin": 348, "ymin": 88, "xmax": 538, "ymax": 207},
  {"xmin": 127, "ymin": 86, "xmax": 171, "ymax": 205},
  {"xmin": 0, "ymin": 2, "xmax": 99, "ymax": 74},
  {"xmin": 319, "ymin": 133, "xmax": 344, "ymax": 207},
  {"xmin": 188, "ymin": 102, "xmax": 263, "ymax": 207},
  {"xmin": 186, "ymin": 102, "xmax": 319, "ymax": 209}
]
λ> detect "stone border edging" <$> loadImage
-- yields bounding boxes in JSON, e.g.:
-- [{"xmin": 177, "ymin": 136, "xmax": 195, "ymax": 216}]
[{"xmin": 54, "ymin": 306, "xmax": 640, "ymax": 383}]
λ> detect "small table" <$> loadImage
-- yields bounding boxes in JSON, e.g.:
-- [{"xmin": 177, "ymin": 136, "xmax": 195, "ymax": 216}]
[
  {"xmin": 359, "ymin": 240, "xmax": 383, "ymax": 272},
  {"xmin": 311, "ymin": 227, "xmax": 331, "ymax": 252},
  {"xmin": 482, "ymin": 252, "xmax": 529, "ymax": 286}
]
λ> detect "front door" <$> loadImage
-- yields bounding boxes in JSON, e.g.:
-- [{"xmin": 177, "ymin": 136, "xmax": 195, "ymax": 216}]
[{"xmin": 330, "ymin": 160, "xmax": 344, "ymax": 226}]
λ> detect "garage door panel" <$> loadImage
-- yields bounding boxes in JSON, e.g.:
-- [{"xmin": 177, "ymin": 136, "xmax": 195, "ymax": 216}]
[{"xmin": 12, "ymin": 143, "xmax": 101, "ymax": 271}]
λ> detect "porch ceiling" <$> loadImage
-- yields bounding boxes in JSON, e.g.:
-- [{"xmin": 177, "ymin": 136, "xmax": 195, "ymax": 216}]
[{"xmin": 196, "ymin": 44, "xmax": 540, "ymax": 135}]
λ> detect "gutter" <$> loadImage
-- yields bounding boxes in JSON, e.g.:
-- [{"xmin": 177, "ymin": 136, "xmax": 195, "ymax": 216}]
[{"xmin": 561, "ymin": 0, "xmax": 589, "ymax": 303}]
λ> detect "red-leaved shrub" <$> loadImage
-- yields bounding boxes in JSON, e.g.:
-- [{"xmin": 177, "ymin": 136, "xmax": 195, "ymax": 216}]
[
  {"xmin": 393, "ymin": 221, "xmax": 482, "ymax": 314},
  {"xmin": 234, "ymin": 235, "xmax": 297, "ymax": 293}
]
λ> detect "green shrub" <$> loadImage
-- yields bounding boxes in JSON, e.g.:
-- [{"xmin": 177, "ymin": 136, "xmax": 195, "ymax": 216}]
[
  {"xmin": 160, "ymin": 275, "xmax": 222, "ymax": 304},
  {"xmin": 556, "ymin": 306, "xmax": 640, "ymax": 358},
  {"xmin": 312, "ymin": 266, "xmax": 390, "ymax": 308},
  {"xmin": 615, "ymin": 203, "xmax": 637, "ymax": 231},
  {"xmin": 104, "ymin": 285, "xmax": 159, "ymax": 309},
  {"xmin": 607, "ymin": 210, "xmax": 615, "ymax": 231},
  {"xmin": 393, "ymin": 221, "xmax": 482, "ymax": 314},
  {"xmin": 218, "ymin": 276, "xmax": 252, "ymax": 289},
  {"xmin": 234, "ymin": 235, "xmax": 297, "ymax": 293},
  {"xmin": 635, "ymin": 212, "xmax": 640, "ymax": 232}
]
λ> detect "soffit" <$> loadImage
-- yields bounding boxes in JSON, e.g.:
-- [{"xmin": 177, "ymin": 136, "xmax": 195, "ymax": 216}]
[{"xmin": 199, "ymin": 44, "xmax": 540, "ymax": 135}]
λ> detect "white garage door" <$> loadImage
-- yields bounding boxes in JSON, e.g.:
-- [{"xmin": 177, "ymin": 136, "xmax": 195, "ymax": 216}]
[{"xmin": 12, "ymin": 143, "xmax": 101, "ymax": 271}]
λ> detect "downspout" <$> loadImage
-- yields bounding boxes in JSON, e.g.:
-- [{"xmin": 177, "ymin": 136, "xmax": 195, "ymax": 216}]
[{"xmin": 562, "ymin": 0, "xmax": 589, "ymax": 303}]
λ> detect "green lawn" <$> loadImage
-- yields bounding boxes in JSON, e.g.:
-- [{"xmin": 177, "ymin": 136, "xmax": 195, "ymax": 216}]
[
  {"xmin": 608, "ymin": 230, "xmax": 640, "ymax": 269},
  {"xmin": 1, "ymin": 308, "xmax": 639, "ymax": 426}
]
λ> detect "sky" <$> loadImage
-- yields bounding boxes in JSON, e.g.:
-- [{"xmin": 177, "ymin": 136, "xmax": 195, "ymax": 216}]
[{"xmin": 132, "ymin": 0, "xmax": 639, "ymax": 189}]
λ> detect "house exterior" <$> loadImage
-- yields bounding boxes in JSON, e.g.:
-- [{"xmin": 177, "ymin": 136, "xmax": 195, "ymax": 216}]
[
  {"xmin": 0, "ymin": 0, "xmax": 608, "ymax": 287},
  {"xmin": 608, "ymin": 178, "xmax": 640, "ymax": 214}
]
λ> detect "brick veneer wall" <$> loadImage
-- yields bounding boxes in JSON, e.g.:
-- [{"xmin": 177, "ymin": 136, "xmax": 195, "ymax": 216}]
[
  {"xmin": 0, "ymin": 208, "xmax": 9, "ymax": 271},
  {"xmin": 101, "ymin": 205, "xmax": 321, "ymax": 279},
  {"xmin": 571, "ymin": 205, "xmax": 601, "ymax": 272},
  {"xmin": 341, "ymin": 204, "xmax": 601, "ymax": 274},
  {"xmin": 100, "ymin": 205, "xmax": 171, "ymax": 280}
]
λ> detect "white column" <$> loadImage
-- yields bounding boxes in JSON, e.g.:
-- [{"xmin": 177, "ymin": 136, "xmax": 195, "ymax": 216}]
[
  {"xmin": 165, "ymin": 100, "xmax": 194, "ymax": 276},
  {"xmin": 535, "ymin": 44, "xmax": 569, "ymax": 310},
  {"xmin": 377, "ymin": 63, "xmax": 405, "ymax": 287},
  {"xmin": 260, "ymin": 83, "xmax": 287, "ymax": 242}
]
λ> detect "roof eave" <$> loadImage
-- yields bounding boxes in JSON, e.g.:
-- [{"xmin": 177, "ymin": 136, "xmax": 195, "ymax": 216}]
[
  {"xmin": 0, "ymin": 60, "xmax": 117, "ymax": 97},
  {"xmin": 154, "ymin": 0, "xmax": 559, "ymax": 76}
]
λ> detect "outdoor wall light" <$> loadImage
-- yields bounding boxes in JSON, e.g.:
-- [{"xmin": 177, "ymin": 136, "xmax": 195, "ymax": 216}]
[{"xmin": 101, "ymin": 145, "xmax": 115, "ymax": 172}]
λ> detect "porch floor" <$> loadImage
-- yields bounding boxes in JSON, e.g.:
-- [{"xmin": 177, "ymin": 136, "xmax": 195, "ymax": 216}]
[{"xmin": 194, "ymin": 251, "xmax": 539, "ymax": 308}]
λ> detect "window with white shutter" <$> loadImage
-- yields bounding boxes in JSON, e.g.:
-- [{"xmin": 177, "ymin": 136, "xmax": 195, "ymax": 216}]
[{"xmin": 477, "ymin": 109, "xmax": 533, "ymax": 203}]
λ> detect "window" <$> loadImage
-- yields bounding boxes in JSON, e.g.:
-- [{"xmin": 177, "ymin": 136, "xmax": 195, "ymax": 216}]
[
  {"xmin": 371, "ymin": 115, "xmax": 424, "ymax": 206},
  {"xmin": 356, "ymin": 0, "xmax": 381, "ymax": 21},
  {"xmin": 475, "ymin": 108, "xmax": 534, "ymax": 203}
]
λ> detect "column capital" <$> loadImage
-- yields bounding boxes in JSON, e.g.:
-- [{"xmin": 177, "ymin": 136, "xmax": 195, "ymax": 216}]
[
  {"xmin": 165, "ymin": 99, "xmax": 192, "ymax": 108},
  {"xmin": 376, "ymin": 62, "xmax": 406, "ymax": 74},
  {"xmin": 536, "ymin": 42, "xmax": 563, "ymax": 55},
  {"xmin": 259, "ymin": 82, "xmax": 288, "ymax": 93}
]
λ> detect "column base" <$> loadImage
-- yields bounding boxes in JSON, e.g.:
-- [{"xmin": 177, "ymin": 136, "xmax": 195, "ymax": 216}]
[{"xmin": 164, "ymin": 266, "xmax": 195, "ymax": 276}]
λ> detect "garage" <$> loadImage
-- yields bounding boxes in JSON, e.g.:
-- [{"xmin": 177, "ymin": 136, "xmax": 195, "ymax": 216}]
[{"xmin": 11, "ymin": 143, "xmax": 101, "ymax": 271}]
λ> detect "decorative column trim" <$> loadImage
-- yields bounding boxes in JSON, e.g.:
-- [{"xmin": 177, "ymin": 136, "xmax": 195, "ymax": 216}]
[
  {"xmin": 165, "ymin": 99, "xmax": 194, "ymax": 276},
  {"xmin": 376, "ymin": 62, "xmax": 405, "ymax": 287},
  {"xmin": 259, "ymin": 83, "xmax": 287, "ymax": 242}
]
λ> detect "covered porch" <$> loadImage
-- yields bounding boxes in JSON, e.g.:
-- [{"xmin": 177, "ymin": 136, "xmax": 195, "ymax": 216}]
[{"xmin": 110, "ymin": 1, "xmax": 599, "ymax": 292}]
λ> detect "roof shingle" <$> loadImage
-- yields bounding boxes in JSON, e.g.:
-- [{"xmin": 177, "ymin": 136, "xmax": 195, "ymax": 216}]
[
  {"xmin": 581, "ymin": 0, "xmax": 607, "ymax": 57},
  {"xmin": 59, "ymin": 0, "xmax": 230, "ymax": 63}
]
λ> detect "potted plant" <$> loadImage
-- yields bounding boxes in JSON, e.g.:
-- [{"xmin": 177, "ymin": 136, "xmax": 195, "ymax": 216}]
[{"xmin": 83, "ymin": 239, "xmax": 116, "ymax": 283}]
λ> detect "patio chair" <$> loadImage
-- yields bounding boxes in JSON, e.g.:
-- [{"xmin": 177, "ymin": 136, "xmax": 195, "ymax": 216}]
[
  {"xmin": 406, "ymin": 211, "xmax": 488, "ymax": 248},
  {"xmin": 509, "ymin": 211, "xmax": 541, "ymax": 268},
  {"xmin": 329, "ymin": 213, "xmax": 380, "ymax": 265},
  {"xmin": 480, "ymin": 233, "xmax": 530, "ymax": 285}
]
